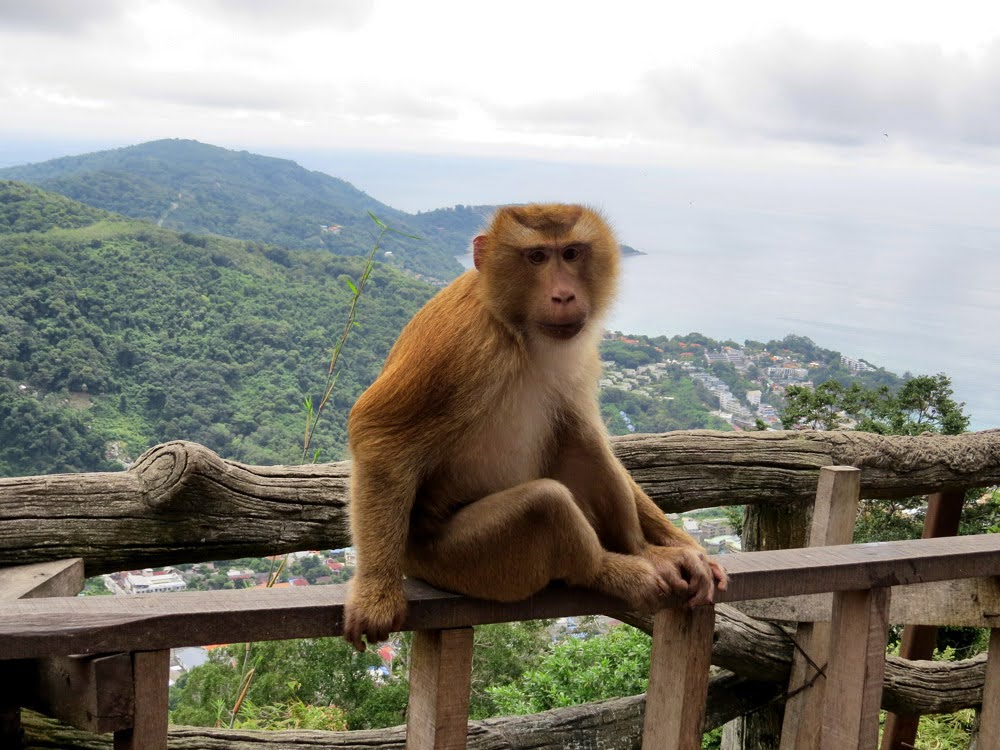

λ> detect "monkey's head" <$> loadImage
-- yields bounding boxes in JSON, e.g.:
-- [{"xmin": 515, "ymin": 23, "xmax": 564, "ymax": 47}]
[{"xmin": 472, "ymin": 204, "xmax": 620, "ymax": 342}]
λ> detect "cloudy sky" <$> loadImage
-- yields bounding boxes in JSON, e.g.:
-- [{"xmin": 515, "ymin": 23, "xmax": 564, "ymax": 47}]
[
  {"xmin": 3, "ymin": 1, "xmax": 999, "ymax": 429},
  {"xmin": 3, "ymin": 0, "xmax": 1000, "ymax": 172}
]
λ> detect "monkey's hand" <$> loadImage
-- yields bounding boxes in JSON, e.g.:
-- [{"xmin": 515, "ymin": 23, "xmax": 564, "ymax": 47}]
[
  {"xmin": 343, "ymin": 578, "xmax": 407, "ymax": 652},
  {"xmin": 643, "ymin": 545, "xmax": 728, "ymax": 608}
]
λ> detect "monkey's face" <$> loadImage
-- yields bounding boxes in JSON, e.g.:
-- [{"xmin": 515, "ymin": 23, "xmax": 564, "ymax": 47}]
[
  {"xmin": 524, "ymin": 243, "xmax": 590, "ymax": 340},
  {"xmin": 474, "ymin": 204, "xmax": 620, "ymax": 341}
]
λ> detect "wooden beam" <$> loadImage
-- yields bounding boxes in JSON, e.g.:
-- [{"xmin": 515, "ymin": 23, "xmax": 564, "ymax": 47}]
[
  {"xmin": 781, "ymin": 466, "xmax": 860, "ymax": 750},
  {"xmin": 3, "ymin": 430, "xmax": 1000, "ymax": 575},
  {"xmin": 113, "ymin": 650, "xmax": 168, "ymax": 750},
  {"xmin": 977, "ymin": 627, "xmax": 1000, "ymax": 749},
  {"xmin": 0, "ymin": 559, "xmax": 84, "ymax": 600},
  {"xmin": 820, "ymin": 587, "xmax": 891, "ymax": 750},
  {"xmin": 23, "ymin": 653, "xmax": 133, "ymax": 733},
  {"xmin": 736, "ymin": 577, "xmax": 1000, "ymax": 628},
  {"xmin": 1, "ymin": 535, "xmax": 1000, "ymax": 661},
  {"xmin": 642, "ymin": 605, "xmax": 715, "ymax": 749},
  {"xmin": 406, "ymin": 628, "xmax": 474, "ymax": 750},
  {"xmin": 881, "ymin": 488, "xmax": 966, "ymax": 750},
  {"xmin": 718, "ymin": 533, "xmax": 1000, "ymax": 603},
  {"xmin": 1, "ymin": 558, "xmax": 87, "ymax": 747}
]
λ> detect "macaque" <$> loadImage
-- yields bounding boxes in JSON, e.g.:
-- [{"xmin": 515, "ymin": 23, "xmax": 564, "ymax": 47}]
[{"xmin": 344, "ymin": 203, "xmax": 726, "ymax": 650}]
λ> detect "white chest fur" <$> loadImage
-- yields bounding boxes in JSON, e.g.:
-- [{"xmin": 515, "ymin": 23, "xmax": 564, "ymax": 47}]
[{"xmin": 447, "ymin": 332, "xmax": 597, "ymax": 499}]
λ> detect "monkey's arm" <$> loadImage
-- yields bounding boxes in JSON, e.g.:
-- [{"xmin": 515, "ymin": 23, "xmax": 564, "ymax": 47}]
[
  {"xmin": 630, "ymin": 478, "xmax": 728, "ymax": 602},
  {"xmin": 630, "ymin": 477, "xmax": 700, "ymax": 547},
  {"xmin": 343, "ymin": 458, "xmax": 416, "ymax": 651}
]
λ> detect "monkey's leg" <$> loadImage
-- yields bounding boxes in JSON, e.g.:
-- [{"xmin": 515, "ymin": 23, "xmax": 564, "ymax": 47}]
[{"xmin": 404, "ymin": 478, "xmax": 669, "ymax": 610}]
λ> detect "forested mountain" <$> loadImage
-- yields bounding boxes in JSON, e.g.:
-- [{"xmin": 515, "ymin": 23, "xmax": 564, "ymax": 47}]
[
  {"xmin": 0, "ymin": 181, "xmax": 433, "ymax": 475},
  {"xmin": 0, "ymin": 140, "xmax": 487, "ymax": 281}
]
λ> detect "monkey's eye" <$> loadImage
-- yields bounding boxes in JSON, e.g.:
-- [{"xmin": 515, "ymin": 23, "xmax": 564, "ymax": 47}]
[
  {"xmin": 562, "ymin": 246, "xmax": 582, "ymax": 262},
  {"xmin": 527, "ymin": 249, "xmax": 548, "ymax": 265}
]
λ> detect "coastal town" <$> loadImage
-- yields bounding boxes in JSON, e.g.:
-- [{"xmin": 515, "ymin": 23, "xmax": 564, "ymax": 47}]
[{"xmin": 598, "ymin": 333, "xmax": 879, "ymax": 432}]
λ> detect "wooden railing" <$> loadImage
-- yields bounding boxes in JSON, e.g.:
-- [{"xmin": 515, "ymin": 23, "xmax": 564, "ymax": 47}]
[
  {"xmin": 2, "ymin": 431, "xmax": 1000, "ymax": 749},
  {"xmin": 3, "ymin": 533, "xmax": 1000, "ymax": 748}
]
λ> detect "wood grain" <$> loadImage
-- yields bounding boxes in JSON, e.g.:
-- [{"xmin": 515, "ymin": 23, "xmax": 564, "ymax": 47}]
[
  {"xmin": 736, "ymin": 577, "xmax": 1000, "ymax": 628},
  {"xmin": 780, "ymin": 466, "xmax": 860, "ymax": 750},
  {"xmin": 642, "ymin": 605, "xmax": 715, "ymax": 750},
  {"xmin": 0, "ymin": 558, "xmax": 84, "ymax": 599},
  {"xmin": 820, "ymin": 587, "xmax": 891, "ymax": 750},
  {"xmin": 2, "ymin": 430, "xmax": 999, "ymax": 574},
  {"xmin": 113, "ymin": 650, "xmax": 169, "ymax": 750},
  {"xmin": 2, "ymin": 535, "xmax": 1000, "ymax": 661},
  {"xmin": 406, "ymin": 628, "xmax": 474, "ymax": 750}
]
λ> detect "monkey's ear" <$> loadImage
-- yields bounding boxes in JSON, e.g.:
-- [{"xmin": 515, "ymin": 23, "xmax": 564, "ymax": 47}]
[{"xmin": 472, "ymin": 235, "xmax": 487, "ymax": 270}]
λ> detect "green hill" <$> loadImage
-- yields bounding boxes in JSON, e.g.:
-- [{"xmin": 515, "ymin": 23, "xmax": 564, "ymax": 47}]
[
  {"xmin": 0, "ymin": 178, "xmax": 711, "ymax": 479},
  {"xmin": 0, "ymin": 139, "xmax": 479, "ymax": 281},
  {"xmin": 0, "ymin": 181, "xmax": 433, "ymax": 476}
]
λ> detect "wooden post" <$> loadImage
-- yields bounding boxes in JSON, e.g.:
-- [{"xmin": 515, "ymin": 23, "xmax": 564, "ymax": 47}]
[
  {"xmin": 881, "ymin": 488, "xmax": 965, "ymax": 750},
  {"xmin": 0, "ymin": 558, "xmax": 85, "ymax": 749},
  {"xmin": 642, "ymin": 604, "xmax": 716, "ymax": 750},
  {"xmin": 406, "ymin": 627, "xmax": 474, "ymax": 750},
  {"xmin": 780, "ymin": 466, "xmax": 861, "ymax": 750},
  {"xmin": 113, "ymin": 650, "xmax": 169, "ymax": 750},
  {"xmin": 820, "ymin": 587, "xmax": 891, "ymax": 750},
  {"xmin": 977, "ymin": 628, "xmax": 1000, "ymax": 748},
  {"xmin": 0, "ymin": 665, "xmax": 21, "ymax": 750}
]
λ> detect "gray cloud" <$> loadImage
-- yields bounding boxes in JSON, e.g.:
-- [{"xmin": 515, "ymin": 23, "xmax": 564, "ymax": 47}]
[
  {"xmin": 643, "ymin": 32, "xmax": 1000, "ymax": 150},
  {"xmin": 196, "ymin": 0, "xmax": 374, "ymax": 32},
  {"xmin": 486, "ymin": 32, "xmax": 1000, "ymax": 157},
  {"xmin": 0, "ymin": 0, "xmax": 130, "ymax": 33}
]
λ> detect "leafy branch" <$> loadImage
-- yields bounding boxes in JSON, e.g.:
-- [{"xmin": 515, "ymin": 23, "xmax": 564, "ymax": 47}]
[{"xmin": 301, "ymin": 212, "xmax": 420, "ymax": 462}]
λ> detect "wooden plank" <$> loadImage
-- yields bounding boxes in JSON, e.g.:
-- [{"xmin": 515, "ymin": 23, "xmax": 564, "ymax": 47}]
[
  {"xmin": 0, "ymin": 558, "xmax": 87, "ymax": 745},
  {"xmin": 719, "ymin": 533, "xmax": 1000, "ymax": 602},
  {"xmin": 737, "ymin": 577, "xmax": 1000, "ymax": 627},
  {"xmin": 24, "ymin": 653, "xmax": 133, "ymax": 733},
  {"xmin": 780, "ymin": 466, "xmax": 860, "ymax": 750},
  {"xmin": 882, "ymin": 488, "xmax": 965, "ymax": 750},
  {"xmin": 0, "ymin": 558, "xmax": 84, "ymax": 599},
  {"xmin": 406, "ymin": 628, "xmax": 474, "ymax": 750},
  {"xmin": 642, "ymin": 604, "xmax": 715, "ymax": 750},
  {"xmin": 113, "ymin": 650, "xmax": 168, "ymax": 750},
  {"xmin": 977, "ymin": 628, "xmax": 1000, "ymax": 749},
  {"xmin": 820, "ymin": 587, "xmax": 891, "ymax": 750},
  {"xmin": 1, "ymin": 535, "xmax": 1000, "ymax": 661}
]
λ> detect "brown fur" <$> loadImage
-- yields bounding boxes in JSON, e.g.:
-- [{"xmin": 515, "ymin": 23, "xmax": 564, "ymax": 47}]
[{"xmin": 343, "ymin": 204, "xmax": 726, "ymax": 650}]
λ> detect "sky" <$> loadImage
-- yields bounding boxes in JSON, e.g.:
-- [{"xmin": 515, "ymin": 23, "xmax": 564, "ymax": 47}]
[
  {"xmin": 2, "ymin": 1, "xmax": 999, "ymax": 427},
  {"xmin": 3, "ymin": 0, "xmax": 1000, "ymax": 173}
]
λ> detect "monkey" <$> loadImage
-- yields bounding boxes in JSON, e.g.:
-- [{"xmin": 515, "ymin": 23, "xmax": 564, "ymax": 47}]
[{"xmin": 343, "ymin": 203, "xmax": 726, "ymax": 651}]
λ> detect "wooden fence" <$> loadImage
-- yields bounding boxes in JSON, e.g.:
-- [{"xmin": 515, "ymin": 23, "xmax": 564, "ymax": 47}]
[{"xmin": 2, "ymin": 429, "xmax": 999, "ymax": 749}]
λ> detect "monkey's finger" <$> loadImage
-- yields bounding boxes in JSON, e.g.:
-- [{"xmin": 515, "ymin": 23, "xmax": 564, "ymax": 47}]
[
  {"xmin": 657, "ymin": 564, "xmax": 689, "ymax": 594},
  {"xmin": 684, "ymin": 564, "xmax": 715, "ymax": 607},
  {"xmin": 709, "ymin": 561, "xmax": 729, "ymax": 591},
  {"xmin": 343, "ymin": 617, "xmax": 367, "ymax": 652},
  {"xmin": 345, "ymin": 629, "xmax": 367, "ymax": 652}
]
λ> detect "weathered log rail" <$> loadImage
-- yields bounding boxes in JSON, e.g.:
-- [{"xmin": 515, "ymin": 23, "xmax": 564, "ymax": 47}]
[{"xmin": 2, "ymin": 429, "xmax": 999, "ymax": 575}]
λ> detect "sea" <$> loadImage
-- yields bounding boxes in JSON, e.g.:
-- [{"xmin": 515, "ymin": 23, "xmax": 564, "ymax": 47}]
[
  {"xmin": 310, "ymin": 150, "xmax": 999, "ymax": 434},
  {"xmin": 605, "ymin": 215, "xmax": 998, "ymax": 432}
]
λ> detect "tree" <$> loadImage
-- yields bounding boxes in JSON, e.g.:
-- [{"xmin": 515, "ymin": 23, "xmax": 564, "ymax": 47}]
[
  {"xmin": 781, "ymin": 374, "xmax": 968, "ymax": 435},
  {"xmin": 487, "ymin": 625, "xmax": 651, "ymax": 715},
  {"xmin": 169, "ymin": 637, "xmax": 407, "ymax": 730}
]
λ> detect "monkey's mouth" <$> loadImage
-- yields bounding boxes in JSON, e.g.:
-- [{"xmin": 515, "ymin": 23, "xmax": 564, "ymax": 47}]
[{"xmin": 537, "ymin": 320, "xmax": 586, "ymax": 339}]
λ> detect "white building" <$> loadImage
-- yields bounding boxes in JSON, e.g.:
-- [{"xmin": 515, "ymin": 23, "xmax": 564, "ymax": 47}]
[{"xmin": 124, "ymin": 568, "xmax": 187, "ymax": 594}]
